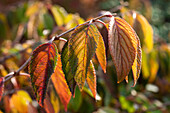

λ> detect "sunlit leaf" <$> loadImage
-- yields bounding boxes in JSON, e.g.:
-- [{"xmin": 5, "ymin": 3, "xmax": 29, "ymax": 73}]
[
  {"xmin": 0, "ymin": 65, "xmax": 8, "ymax": 77},
  {"xmin": 29, "ymin": 43, "xmax": 58, "ymax": 106},
  {"xmin": 51, "ymin": 5, "xmax": 67, "ymax": 26},
  {"xmin": 86, "ymin": 61, "xmax": 96, "ymax": 99},
  {"xmin": 50, "ymin": 90, "xmax": 60, "ymax": 113},
  {"xmin": 108, "ymin": 17, "xmax": 140, "ymax": 83},
  {"xmin": 142, "ymin": 49, "xmax": 150, "ymax": 79},
  {"xmin": 149, "ymin": 50, "xmax": 159, "ymax": 82},
  {"xmin": 10, "ymin": 90, "xmax": 32, "ymax": 113},
  {"xmin": 68, "ymin": 23, "xmax": 99, "ymax": 90},
  {"xmin": 122, "ymin": 11, "xmax": 153, "ymax": 52},
  {"xmin": 51, "ymin": 55, "xmax": 71, "ymax": 111},
  {"xmin": 26, "ymin": 2, "xmax": 42, "ymax": 17},
  {"xmin": 132, "ymin": 36, "xmax": 142, "ymax": 86},
  {"xmin": 0, "ymin": 77, "xmax": 4, "ymax": 101},
  {"xmin": 95, "ymin": 30, "xmax": 106, "ymax": 73},
  {"xmin": 61, "ymin": 41, "xmax": 77, "ymax": 95},
  {"xmin": 64, "ymin": 14, "xmax": 85, "ymax": 29}
]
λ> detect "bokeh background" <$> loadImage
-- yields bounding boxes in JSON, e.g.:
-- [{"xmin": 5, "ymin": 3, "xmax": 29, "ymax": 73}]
[{"xmin": 0, "ymin": 0, "xmax": 169, "ymax": 113}]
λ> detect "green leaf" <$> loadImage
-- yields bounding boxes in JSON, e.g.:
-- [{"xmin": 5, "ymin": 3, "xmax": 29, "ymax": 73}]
[
  {"xmin": 68, "ymin": 23, "xmax": 99, "ymax": 90},
  {"xmin": 61, "ymin": 41, "xmax": 77, "ymax": 95}
]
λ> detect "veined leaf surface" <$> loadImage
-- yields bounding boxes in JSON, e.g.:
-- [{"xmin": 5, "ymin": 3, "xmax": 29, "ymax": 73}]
[
  {"xmin": 86, "ymin": 61, "xmax": 96, "ymax": 99},
  {"xmin": 61, "ymin": 41, "xmax": 77, "ymax": 95},
  {"xmin": 0, "ymin": 77, "xmax": 4, "ymax": 101},
  {"xmin": 29, "ymin": 43, "xmax": 58, "ymax": 106},
  {"xmin": 51, "ymin": 55, "xmax": 71, "ymax": 111},
  {"xmin": 132, "ymin": 36, "xmax": 142, "ymax": 86},
  {"xmin": 108, "ymin": 17, "xmax": 139, "ymax": 83},
  {"xmin": 122, "ymin": 11, "xmax": 153, "ymax": 52},
  {"xmin": 68, "ymin": 23, "xmax": 99, "ymax": 90},
  {"xmin": 95, "ymin": 31, "xmax": 106, "ymax": 73}
]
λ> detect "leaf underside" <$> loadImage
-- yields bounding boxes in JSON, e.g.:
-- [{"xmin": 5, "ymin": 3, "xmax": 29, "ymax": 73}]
[
  {"xmin": 51, "ymin": 55, "xmax": 71, "ymax": 111},
  {"xmin": 108, "ymin": 17, "xmax": 141, "ymax": 84},
  {"xmin": 29, "ymin": 43, "xmax": 58, "ymax": 106}
]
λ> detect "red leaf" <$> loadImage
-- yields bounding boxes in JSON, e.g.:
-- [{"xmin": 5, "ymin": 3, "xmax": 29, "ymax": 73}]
[
  {"xmin": 0, "ymin": 77, "xmax": 4, "ymax": 101},
  {"xmin": 108, "ymin": 17, "xmax": 140, "ymax": 83},
  {"xmin": 29, "ymin": 43, "xmax": 58, "ymax": 106},
  {"xmin": 51, "ymin": 55, "xmax": 71, "ymax": 111}
]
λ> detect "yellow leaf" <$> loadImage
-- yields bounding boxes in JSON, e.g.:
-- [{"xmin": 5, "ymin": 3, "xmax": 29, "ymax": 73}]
[
  {"xmin": 122, "ymin": 11, "xmax": 153, "ymax": 52},
  {"xmin": 26, "ymin": 2, "xmax": 42, "ymax": 17},
  {"xmin": 142, "ymin": 49, "xmax": 150, "ymax": 79},
  {"xmin": 51, "ymin": 5, "xmax": 67, "ymax": 26},
  {"xmin": 95, "ymin": 30, "xmax": 107, "ymax": 73},
  {"xmin": 132, "ymin": 36, "xmax": 142, "ymax": 86},
  {"xmin": 10, "ymin": 90, "xmax": 32, "ymax": 113},
  {"xmin": 0, "ymin": 65, "xmax": 8, "ymax": 77},
  {"xmin": 149, "ymin": 50, "xmax": 159, "ymax": 82},
  {"xmin": 134, "ymin": 12, "xmax": 153, "ymax": 52}
]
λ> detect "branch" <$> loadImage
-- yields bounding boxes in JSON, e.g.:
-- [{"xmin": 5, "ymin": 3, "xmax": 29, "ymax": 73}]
[
  {"xmin": 53, "ymin": 13, "xmax": 116, "ymax": 41},
  {"xmin": 3, "ymin": 13, "xmax": 117, "ymax": 83}
]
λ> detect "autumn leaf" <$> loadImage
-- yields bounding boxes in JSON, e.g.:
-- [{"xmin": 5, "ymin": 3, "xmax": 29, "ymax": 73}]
[
  {"xmin": 51, "ymin": 55, "xmax": 71, "ymax": 111},
  {"xmin": 68, "ymin": 23, "xmax": 100, "ymax": 90},
  {"xmin": 132, "ymin": 36, "xmax": 142, "ymax": 86},
  {"xmin": 122, "ymin": 11, "xmax": 153, "ymax": 52},
  {"xmin": 0, "ymin": 77, "xmax": 4, "ymax": 101},
  {"xmin": 86, "ymin": 61, "xmax": 96, "ymax": 99},
  {"xmin": 95, "ymin": 30, "xmax": 107, "ymax": 73},
  {"xmin": 61, "ymin": 41, "xmax": 77, "ymax": 95},
  {"xmin": 10, "ymin": 90, "xmax": 32, "ymax": 113},
  {"xmin": 29, "ymin": 43, "xmax": 58, "ymax": 106},
  {"xmin": 108, "ymin": 17, "xmax": 140, "ymax": 83}
]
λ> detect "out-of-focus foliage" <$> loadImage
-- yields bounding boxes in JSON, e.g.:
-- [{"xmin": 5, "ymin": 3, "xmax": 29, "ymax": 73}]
[{"xmin": 0, "ymin": 0, "xmax": 170, "ymax": 113}]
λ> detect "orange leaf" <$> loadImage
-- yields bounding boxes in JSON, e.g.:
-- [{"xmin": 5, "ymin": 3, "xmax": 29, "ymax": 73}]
[
  {"xmin": 108, "ymin": 17, "xmax": 139, "ymax": 83},
  {"xmin": 95, "ymin": 31, "xmax": 107, "ymax": 73},
  {"xmin": 51, "ymin": 55, "xmax": 71, "ymax": 111},
  {"xmin": 86, "ymin": 61, "xmax": 96, "ymax": 99},
  {"xmin": 29, "ymin": 43, "xmax": 58, "ymax": 106},
  {"xmin": 0, "ymin": 77, "xmax": 4, "ymax": 101}
]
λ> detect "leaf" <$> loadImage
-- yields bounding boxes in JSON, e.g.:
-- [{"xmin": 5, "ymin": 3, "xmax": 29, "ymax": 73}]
[
  {"xmin": 122, "ymin": 11, "xmax": 153, "ymax": 52},
  {"xmin": 133, "ymin": 12, "xmax": 153, "ymax": 52},
  {"xmin": 68, "ymin": 23, "xmax": 99, "ymax": 90},
  {"xmin": 86, "ymin": 61, "xmax": 96, "ymax": 99},
  {"xmin": 51, "ymin": 5, "xmax": 67, "ymax": 26},
  {"xmin": 61, "ymin": 41, "xmax": 77, "ymax": 95},
  {"xmin": 132, "ymin": 36, "xmax": 142, "ymax": 86},
  {"xmin": 29, "ymin": 43, "xmax": 58, "ymax": 106},
  {"xmin": 44, "ymin": 96, "xmax": 55, "ymax": 113},
  {"xmin": 108, "ymin": 17, "xmax": 139, "ymax": 83},
  {"xmin": 0, "ymin": 77, "xmax": 4, "ymax": 101},
  {"xmin": 51, "ymin": 55, "xmax": 71, "ymax": 111},
  {"xmin": 10, "ymin": 90, "xmax": 32, "ymax": 113},
  {"xmin": 95, "ymin": 30, "xmax": 107, "ymax": 73}
]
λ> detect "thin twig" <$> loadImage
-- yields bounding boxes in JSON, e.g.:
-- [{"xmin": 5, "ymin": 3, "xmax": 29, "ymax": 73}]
[
  {"xmin": 3, "ymin": 13, "xmax": 117, "ymax": 83},
  {"xmin": 54, "ymin": 13, "xmax": 116, "ymax": 41}
]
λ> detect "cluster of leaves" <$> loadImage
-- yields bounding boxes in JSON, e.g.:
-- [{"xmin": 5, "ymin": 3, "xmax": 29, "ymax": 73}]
[{"xmin": 0, "ymin": 1, "xmax": 170, "ymax": 113}]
